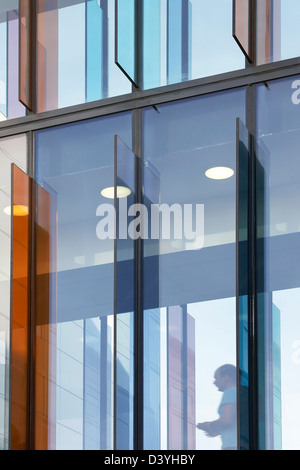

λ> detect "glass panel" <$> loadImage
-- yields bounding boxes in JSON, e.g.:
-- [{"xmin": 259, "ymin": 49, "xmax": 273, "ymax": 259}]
[
  {"xmin": 7, "ymin": 7, "xmax": 26, "ymax": 119},
  {"xmin": 143, "ymin": 89, "xmax": 246, "ymax": 450},
  {"xmin": 0, "ymin": 14, "xmax": 7, "ymax": 118},
  {"xmin": 34, "ymin": 0, "xmax": 130, "ymax": 112},
  {"xmin": 233, "ymin": 0, "xmax": 252, "ymax": 62},
  {"xmin": 141, "ymin": 0, "xmax": 245, "ymax": 90},
  {"xmin": 281, "ymin": 0, "xmax": 300, "ymax": 62},
  {"xmin": 166, "ymin": 0, "xmax": 192, "ymax": 85},
  {"xmin": 58, "ymin": 0, "xmax": 85, "ymax": 108},
  {"xmin": 115, "ymin": 0, "xmax": 137, "ymax": 87},
  {"xmin": 143, "ymin": 0, "xmax": 161, "ymax": 90},
  {"xmin": 35, "ymin": 112, "xmax": 132, "ymax": 449},
  {"xmin": 167, "ymin": 0, "xmax": 185, "ymax": 84},
  {"xmin": 36, "ymin": 0, "xmax": 59, "ymax": 113},
  {"xmin": 114, "ymin": 136, "xmax": 136, "ymax": 450},
  {"xmin": 19, "ymin": 0, "xmax": 32, "ymax": 110},
  {"xmin": 256, "ymin": 0, "xmax": 273, "ymax": 65},
  {"xmin": 10, "ymin": 164, "xmax": 30, "ymax": 450},
  {"xmin": 34, "ymin": 181, "xmax": 57, "ymax": 449},
  {"xmin": 236, "ymin": 118, "xmax": 250, "ymax": 450},
  {"xmin": 143, "ymin": 160, "xmax": 161, "ymax": 449},
  {"xmin": 255, "ymin": 0, "xmax": 300, "ymax": 65},
  {"xmin": 0, "ymin": 135, "xmax": 27, "ymax": 450},
  {"xmin": 166, "ymin": 305, "xmax": 196, "ymax": 449},
  {"xmin": 86, "ymin": 0, "xmax": 108, "ymax": 101},
  {"xmin": 256, "ymin": 75, "xmax": 300, "ymax": 449}
]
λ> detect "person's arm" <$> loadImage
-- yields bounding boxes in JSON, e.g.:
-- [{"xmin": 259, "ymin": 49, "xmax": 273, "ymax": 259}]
[{"xmin": 197, "ymin": 403, "xmax": 235, "ymax": 437}]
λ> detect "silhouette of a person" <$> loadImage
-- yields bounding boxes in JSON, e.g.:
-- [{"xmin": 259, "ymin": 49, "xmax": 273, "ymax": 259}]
[{"xmin": 197, "ymin": 364, "xmax": 237, "ymax": 450}]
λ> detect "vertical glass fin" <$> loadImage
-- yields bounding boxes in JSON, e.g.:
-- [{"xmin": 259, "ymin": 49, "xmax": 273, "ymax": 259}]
[
  {"xmin": 19, "ymin": 0, "xmax": 34, "ymax": 111},
  {"xmin": 36, "ymin": 0, "xmax": 59, "ymax": 113},
  {"xmin": 114, "ymin": 135, "xmax": 136, "ymax": 449},
  {"xmin": 233, "ymin": 0, "xmax": 252, "ymax": 63},
  {"xmin": 236, "ymin": 118, "xmax": 250, "ymax": 450},
  {"xmin": 115, "ymin": 0, "xmax": 137, "ymax": 87},
  {"xmin": 34, "ymin": 181, "xmax": 56, "ymax": 449},
  {"xmin": 256, "ymin": 0, "xmax": 281, "ymax": 65},
  {"xmin": 10, "ymin": 164, "xmax": 30, "ymax": 450},
  {"xmin": 86, "ymin": 0, "xmax": 109, "ymax": 101}
]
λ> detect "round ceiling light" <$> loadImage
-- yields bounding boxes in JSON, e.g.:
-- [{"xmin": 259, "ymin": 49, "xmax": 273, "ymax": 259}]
[
  {"xmin": 101, "ymin": 186, "xmax": 131, "ymax": 199},
  {"xmin": 3, "ymin": 205, "xmax": 29, "ymax": 216},
  {"xmin": 205, "ymin": 166, "xmax": 234, "ymax": 180}
]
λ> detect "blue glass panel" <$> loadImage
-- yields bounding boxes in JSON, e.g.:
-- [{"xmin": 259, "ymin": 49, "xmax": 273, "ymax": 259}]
[
  {"xmin": 35, "ymin": 112, "xmax": 132, "ymax": 450},
  {"xmin": 115, "ymin": 136, "xmax": 136, "ymax": 450},
  {"xmin": 257, "ymin": 75, "xmax": 300, "ymax": 449},
  {"xmin": 143, "ymin": 89, "xmax": 245, "ymax": 450},
  {"xmin": 167, "ymin": 0, "xmax": 182, "ymax": 84},
  {"xmin": 58, "ymin": 2, "xmax": 86, "ymax": 108},
  {"xmin": 236, "ymin": 118, "xmax": 250, "ymax": 450},
  {"xmin": 281, "ymin": 0, "xmax": 300, "ymax": 62},
  {"xmin": 86, "ymin": 0, "xmax": 108, "ymax": 102},
  {"xmin": 7, "ymin": 9, "xmax": 26, "ymax": 119},
  {"xmin": 143, "ymin": 161, "xmax": 161, "ymax": 449},
  {"xmin": 115, "ymin": 0, "xmax": 137, "ymax": 87},
  {"xmin": 83, "ymin": 317, "xmax": 101, "ymax": 450},
  {"xmin": 272, "ymin": 303, "xmax": 282, "ymax": 450},
  {"xmin": 143, "ymin": 0, "xmax": 161, "ymax": 90}
]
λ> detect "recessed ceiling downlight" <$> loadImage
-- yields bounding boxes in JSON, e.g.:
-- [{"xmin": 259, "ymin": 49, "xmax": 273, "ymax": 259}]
[
  {"xmin": 3, "ymin": 205, "xmax": 29, "ymax": 216},
  {"xmin": 205, "ymin": 166, "xmax": 234, "ymax": 180},
  {"xmin": 101, "ymin": 186, "xmax": 131, "ymax": 199}
]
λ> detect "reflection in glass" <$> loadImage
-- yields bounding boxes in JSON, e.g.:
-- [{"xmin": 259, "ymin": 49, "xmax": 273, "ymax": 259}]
[
  {"xmin": 34, "ymin": 0, "xmax": 130, "ymax": 112},
  {"xmin": 255, "ymin": 0, "xmax": 300, "ymax": 65},
  {"xmin": 115, "ymin": 0, "xmax": 245, "ymax": 90},
  {"xmin": 167, "ymin": 0, "xmax": 191, "ymax": 85},
  {"xmin": 256, "ymin": 75, "xmax": 300, "ymax": 449},
  {"xmin": 0, "ymin": 5, "xmax": 26, "ymax": 119},
  {"xmin": 143, "ymin": 89, "xmax": 245, "ymax": 450},
  {"xmin": 115, "ymin": 0, "xmax": 137, "ymax": 87},
  {"xmin": 19, "ymin": 0, "xmax": 32, "ymax": 110},
  {"xmin": 281, "ymin": 0, "xmax": 300, "ymax": 62},
  {"xmin": 236, "ymin": 118, "xmax": 250, "ymax": 450},
  {"xmin": 35, "ymin": 112, "xmax": 132, "ymax": 449},
  {"xmin": 233, "ymin": 0, "xmax": 252, "ymax": 62},
  {"xmin": 36, "ymin": 0, "xmax": 59, "ymax": 113},
  {"xmin": 115, "ymin": 136, "xmax": 136, "ymax": 450},
  {"xmin": 10, "ymin": 165, "xmax": 30, "ymax": 451},
  {"xmin": 0, "ymin": 135, "xmax": 27, "ymax": 450}
]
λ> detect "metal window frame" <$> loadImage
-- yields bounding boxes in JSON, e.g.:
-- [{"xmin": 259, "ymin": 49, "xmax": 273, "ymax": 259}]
[{"xmin": 0, "ymin": 56, "xmax": 299, "ymax": 138}]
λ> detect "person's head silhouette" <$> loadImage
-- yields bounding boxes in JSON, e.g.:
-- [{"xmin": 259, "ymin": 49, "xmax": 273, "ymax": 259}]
[{"xmin": 213, "ymin": 364, "xmax": 236, "ymax": 392}]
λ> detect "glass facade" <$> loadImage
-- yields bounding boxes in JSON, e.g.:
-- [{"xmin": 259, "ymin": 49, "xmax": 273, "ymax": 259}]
[
  {"xmin": 0, "ymin": 0, "xmax": 300, "ymax": 452},
  {"xmin": 0, "ymin": 134, "xmax": 27, "ymax": 449},
  {"xmin": 256, "ymin": 75, "xmax": 300, "ymax": 450},
  {"xmin": 142, "ymin": 90, "xmax": 245, "ymax": 450},
  {"xmin": 0, "ymin": 4, "xmax": 26, "ymax": 119},
  {"xmin": 35, "ymin": 113, "xmax": 132, "ymax": 449}
]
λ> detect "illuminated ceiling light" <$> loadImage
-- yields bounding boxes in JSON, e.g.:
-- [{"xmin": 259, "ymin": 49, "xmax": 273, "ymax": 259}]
[
  {"xmin": 101, "ymin": 186, "xmax": 131, "ymax": 199},
  {"xmin": 205, "ymin": 166, "xmax": 234, "ymax": 180},
  {"xmin": 3, "ymin": 205, "xmax": 29, "ymax": 216}
]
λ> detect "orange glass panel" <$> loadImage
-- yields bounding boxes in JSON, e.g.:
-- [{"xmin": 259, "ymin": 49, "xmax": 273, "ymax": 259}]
[
  {"xmin": 19, "ymin": 0, "xmax": 34, "ymax": 111},
  {"xmin": 233, "ymin": 0, "xmax": 253, "ymax": 63},
  {"xmin": 34, "ymin": 182, "xmax": 56, "ymax": 450},
  {"xmin": 36, "ymin": 1, "xmax": 58, "ymax": 113},
  {"xmin": 11, "ymin": 165, "xmax": 56, "ymax": 450},
  {"xmin": 10, "ymin": 164, "xmax": 30, "ymax": 450}
]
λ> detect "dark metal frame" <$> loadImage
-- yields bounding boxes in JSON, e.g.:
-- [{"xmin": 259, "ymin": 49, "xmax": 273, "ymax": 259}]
[{"xmin": 0, "ymin": 56, "xmax": 299, "ymax": 138}]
